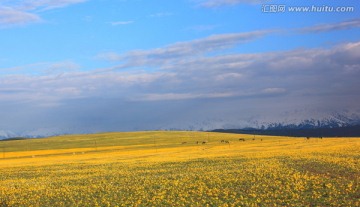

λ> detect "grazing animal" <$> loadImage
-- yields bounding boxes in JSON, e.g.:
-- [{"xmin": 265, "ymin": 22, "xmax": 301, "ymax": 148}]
[
  {"xmin": 239, "ymin": 138, "xmax": 245, "ymax": 141},
  {"xmin": 306, "ymin": 137, "xmax": 310, "ymax": 140},
  {"xmin": 202, "ymin": 141, "xmax": 207, "ymax": 144},
  {"xmin": 221, "ymin": 140, "xmax": 225, "ymax": 143},
  {"xmin": 182, "ymin": 142, "xmax": 187, "ymax": 144},
  {"xmin": 252, "ymin": 138, "xmax": 255, "ymax": 141},
  {"xmin": 225, "ymin": 140, "xmax": 230, "ymax": 144},
  {"xmin": 196, "ymin": 141, "xmax": 199, "ymax": 144}
]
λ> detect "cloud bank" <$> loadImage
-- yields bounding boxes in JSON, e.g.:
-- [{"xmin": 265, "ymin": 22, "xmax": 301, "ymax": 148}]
[{"xmin": 1, "ymin": 30, "xmax": 359, "ymax": 134}]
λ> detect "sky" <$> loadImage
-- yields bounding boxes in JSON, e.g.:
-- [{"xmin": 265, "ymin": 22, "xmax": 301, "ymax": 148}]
[{"xmin": 0, "ymin": 0, "xmax": 360, "ymax": 136}]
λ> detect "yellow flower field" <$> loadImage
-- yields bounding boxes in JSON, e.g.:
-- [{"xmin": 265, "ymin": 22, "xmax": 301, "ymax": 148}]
[{"xmin": 0, "ymin": 131, "xmax": 359, "ymax": 206}]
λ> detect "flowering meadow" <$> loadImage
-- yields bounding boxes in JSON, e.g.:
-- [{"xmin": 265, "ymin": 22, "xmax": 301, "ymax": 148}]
[{"xmin": 0, "ymin": 131, "xmax": 359, "ymax": 206}]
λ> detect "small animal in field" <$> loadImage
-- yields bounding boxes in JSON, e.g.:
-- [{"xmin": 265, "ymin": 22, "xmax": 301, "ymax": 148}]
[
  {"xmin": 239, "ymin": 138, "xmax": 245, "ymax": 141},
  {"xmin": 181, "ymin": 142, "xmax": 187, "ymax": 144},
  {"xmin": 202, "ymin": 141, "xmax": 207, "ymax": 144},
  {"xmin": 221, "ymin": 140, "xmax": 225, "ymax": 143},
  {"xmin": 306, "ymin": 137, "xmax": 310, "ymax": 140},
  {"xmin": 224, "ymin": 140, "xmax": 230, "ymax": 144}
]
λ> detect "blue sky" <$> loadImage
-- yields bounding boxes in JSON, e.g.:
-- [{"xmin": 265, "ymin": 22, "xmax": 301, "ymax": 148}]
[{"xmin": 0, "ymin": 0, "xmax": 360, "ymax": 136}]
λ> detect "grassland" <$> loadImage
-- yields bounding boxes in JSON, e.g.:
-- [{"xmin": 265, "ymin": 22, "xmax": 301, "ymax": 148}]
[{"xmin": 0, "ymin": 131, "xmax": 359, "ymax": 206}]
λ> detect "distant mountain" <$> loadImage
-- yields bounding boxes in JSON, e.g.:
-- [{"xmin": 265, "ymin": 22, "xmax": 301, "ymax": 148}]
[
  {"xmin": 1, "ymin": 110, "xmax": 360, "ymax": 139},
  {"xmin": 208, "ymin": 111, "xmax": 360, "ymax": 137},
  {"xmin": 212, "ymin": 125, "xmax": 360, "ymax": 137},
  {"xmin": 0, "ymin": 129, "xmax": 58, "ymax": 140},
  {"xmin": 211, "ymin": 115, "xmax": 360, "ymax": 137},
  {"xmin": 0, "ymin": 130, "xmax": 17, "ymax": 139},
  {"xmin": 265, "ymin": 114, "xmax": 360, "ymax": 130},
  {"xmin": 0, "ymin": 127, "xmax": 80, "ymax": 140}
]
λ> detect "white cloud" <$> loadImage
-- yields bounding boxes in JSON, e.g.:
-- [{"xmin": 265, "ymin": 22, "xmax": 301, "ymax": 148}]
[
  {"xmin": 0, "ymin": 6, "xmax": 41, "ymax": 26},
  {"xmin": 300, "ymin": 18, "xmax": 360, "ymax": 33},
  {"xmin": 45, "ymin": 61, "xmax": 81, "ymax": 74},
  {"xmin": 110, "ymin": 21, "xmax": 134, "ymax": 26},
  {"xmin": 262, "ymin": 88, "xmax": 286, "ymax": 94},
  {"xmin": 215, "ymin": 72, "xmax": 243, "ymax": 81},
  {"xmin": 0, "ymin": 0, "xmax": 87, "ymax": 27},
  {"xmin": 0, "ymin": 60, "xmax": 80, "ymax": 75},
  {"xmin": 268, "ymin": 55, "xmax": 315, "ymax": 71},
  {"xmin": 149, "ymin": 12, "xmax": 173, "ymax": 18},
  {"xmin": 136, "ymin": 92, "xmax": 236, "ymax": 101},
  {"xmin": 116, "ymin": 30, "xmax": 272, "ymax": 66},
  {"xmin": 96, "ymin": 52, "xmax": 124, "ymax": 62},
  {"xmin": 13, "ymin": 0, "xmax": 87, "ymax": 11}
]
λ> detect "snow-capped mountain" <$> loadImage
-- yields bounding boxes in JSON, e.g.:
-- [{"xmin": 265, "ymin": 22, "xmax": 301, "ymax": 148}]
[
  {"xmin": 254, "ymin": 112, "xmax": 360, "ymax": 130},
  {"xmin": 182, "ymin": 110, "xmax": 360, "ymax": 131}
]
